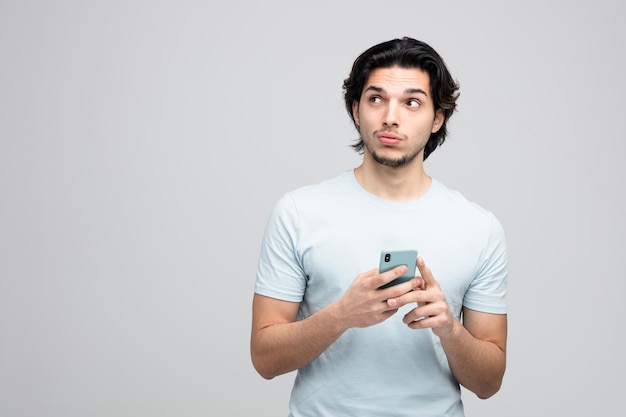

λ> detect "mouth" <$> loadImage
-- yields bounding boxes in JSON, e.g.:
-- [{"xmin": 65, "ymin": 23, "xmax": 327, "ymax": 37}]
[{"xmin": 377, "ymin": 132, "xmax": 402, "ymax": 145}]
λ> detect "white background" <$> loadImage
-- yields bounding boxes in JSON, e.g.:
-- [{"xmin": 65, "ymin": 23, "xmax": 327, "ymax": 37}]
[{"xmin": 1, "ymin": 1, "xmax": 624, "ymax": 416}]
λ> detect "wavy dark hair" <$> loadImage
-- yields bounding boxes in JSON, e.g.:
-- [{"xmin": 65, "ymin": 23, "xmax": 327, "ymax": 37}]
[{"xmin": 343, "ymin": 37, "xmax": 460, "ymax": 160}]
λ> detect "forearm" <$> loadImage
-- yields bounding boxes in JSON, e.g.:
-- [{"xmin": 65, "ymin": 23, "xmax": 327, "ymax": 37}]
[
  {"xmin": 439, "ymin": 320, "xmax": 506, "ymax": 399},
  {"xmin": 251, "ymin": 301, "xmax": 347, "ymax": 379}
]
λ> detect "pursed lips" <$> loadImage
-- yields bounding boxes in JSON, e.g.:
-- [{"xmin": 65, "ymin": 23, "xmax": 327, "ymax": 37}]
[{"xmin": 377, "ymin": 132, "xmax": 402, "ymax": 145}]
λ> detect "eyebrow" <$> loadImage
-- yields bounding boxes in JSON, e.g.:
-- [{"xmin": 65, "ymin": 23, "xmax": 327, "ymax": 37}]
[{"xmin": 364, "ymin": 85, "xmax": 428, "ymax": 97}]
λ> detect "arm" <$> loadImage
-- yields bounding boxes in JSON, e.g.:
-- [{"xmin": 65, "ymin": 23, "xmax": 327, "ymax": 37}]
[
  {"xmin": 250, "ymin": 265, "xmax": 417, "ymax": 379},
  {"xmin": 250, "ymin": 293, "xmax": 346, "ymax": 379},
  {"xmin": 388, "ymin": 257, "xmax": 507, "ymax": 399},
  {"xmin": 441, "ymin": 308, "xmax": 507, "ymax": 399}
]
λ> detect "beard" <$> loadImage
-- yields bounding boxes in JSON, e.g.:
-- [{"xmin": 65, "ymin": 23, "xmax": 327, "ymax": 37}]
[{"xmin": 362, "ymin": 134, "xmax": 424, "ymax": 168}]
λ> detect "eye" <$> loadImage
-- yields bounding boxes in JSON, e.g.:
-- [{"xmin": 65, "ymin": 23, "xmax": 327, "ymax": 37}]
[
  {"xmin": 369, "ymin": 96, "xmax": 383, "ymax": 104},
  {"xmin": 407, "ymin": 99, "xmax": 421, "ymax": 108}
]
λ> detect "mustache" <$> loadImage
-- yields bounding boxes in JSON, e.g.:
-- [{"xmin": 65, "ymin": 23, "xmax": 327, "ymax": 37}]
[{"xmin": 373, "ymin": 127, "xmax": 407, "ymax": 139}]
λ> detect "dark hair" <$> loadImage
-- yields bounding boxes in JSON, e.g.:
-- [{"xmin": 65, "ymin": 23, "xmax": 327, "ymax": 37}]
[{"xmin": 343, "ymin": 37, "xmax": 460, "ymax": 160}]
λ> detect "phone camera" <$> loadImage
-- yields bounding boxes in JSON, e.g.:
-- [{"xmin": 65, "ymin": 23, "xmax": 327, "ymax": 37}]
[{"xmin": 384, "ymin": 253, "xmax": 391, "ymax": 262}]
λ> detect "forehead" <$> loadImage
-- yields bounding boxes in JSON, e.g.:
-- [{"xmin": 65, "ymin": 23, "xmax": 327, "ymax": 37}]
[{"xmin": 364, "ymin": 66, "xmax": 432, "ymax": 96}]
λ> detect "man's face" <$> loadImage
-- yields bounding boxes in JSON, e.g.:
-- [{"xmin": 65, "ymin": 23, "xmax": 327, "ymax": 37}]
[{"xmin": 352, "ymin": 66, "xmax": 443, "ymax": 167}]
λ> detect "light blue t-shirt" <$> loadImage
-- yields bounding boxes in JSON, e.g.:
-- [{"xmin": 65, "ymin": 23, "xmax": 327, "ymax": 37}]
[{"xmin": 255, "ymin": 170, "xmax": 508, "ymax": 417}]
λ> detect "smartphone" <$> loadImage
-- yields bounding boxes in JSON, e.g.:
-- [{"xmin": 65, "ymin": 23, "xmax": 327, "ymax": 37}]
[{"xmin": 378, "ymin": 249, "xmax": 418, "ymax": 289}]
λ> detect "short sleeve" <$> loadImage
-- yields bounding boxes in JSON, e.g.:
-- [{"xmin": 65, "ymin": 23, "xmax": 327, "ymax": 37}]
[
  {"xmin": 463, "ymin": 214, "xmax": 508, "ymax": 314},
  {"xmin": 255, "ymin": 193, "xmax": 307, "ymax": 302}
]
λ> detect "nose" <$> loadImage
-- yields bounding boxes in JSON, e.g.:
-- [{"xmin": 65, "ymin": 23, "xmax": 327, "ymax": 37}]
[{"xmin": 383, "ymin": 101, "xmax": 399, "ymax": 127}]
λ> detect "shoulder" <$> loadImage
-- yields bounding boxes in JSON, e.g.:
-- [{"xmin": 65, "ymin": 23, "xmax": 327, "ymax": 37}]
[
  {"xmin": 277, "ymin": 171, "xmax": 354, "ymax": 207},
  {"xmin": 291, "ymin": 170, "xmax": 352, "ymax": 196},
  {"xmin": 430, "ymin": 179, "xmax": 504, "ymax": 233},
  {"xmin": 432, "ymin": 180, "xmax": 492, "ymax": 214}
]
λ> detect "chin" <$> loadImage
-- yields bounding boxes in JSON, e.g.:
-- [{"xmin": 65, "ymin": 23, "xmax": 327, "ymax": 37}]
[{"xmin": 371, "ymin": 151, "xmax": 418, "ymax": 168}]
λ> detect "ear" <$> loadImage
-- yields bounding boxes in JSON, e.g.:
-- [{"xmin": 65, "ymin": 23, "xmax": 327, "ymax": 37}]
[
  {"xmin": 431, "ymin": 109, "xmax": 444, "ymax": 133},
  {"xmin": 352, "ymin": 101, "xmax": 360, "ymax": 126}
]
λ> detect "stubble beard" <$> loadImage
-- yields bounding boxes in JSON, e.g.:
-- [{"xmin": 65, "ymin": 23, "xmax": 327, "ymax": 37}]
[{"xmin": 362, "ymin": 133, "xmax": 423, "ymax": 168}]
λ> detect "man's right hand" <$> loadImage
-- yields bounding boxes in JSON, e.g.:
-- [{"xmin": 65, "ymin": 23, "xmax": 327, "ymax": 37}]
[{"xmin": 332, "ymin": 264, "xmax": 423, "ymax": 329}]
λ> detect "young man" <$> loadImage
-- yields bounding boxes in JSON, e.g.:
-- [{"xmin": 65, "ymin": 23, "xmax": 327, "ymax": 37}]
[{"xmin": 251, "ymin": 37, "xmax": 508, "ymax": 416}]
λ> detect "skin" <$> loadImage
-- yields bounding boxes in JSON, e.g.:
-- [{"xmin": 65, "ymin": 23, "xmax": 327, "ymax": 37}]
[{"xmin": 251, "ymin": 66, "xmax": 507, "ymax": 399}]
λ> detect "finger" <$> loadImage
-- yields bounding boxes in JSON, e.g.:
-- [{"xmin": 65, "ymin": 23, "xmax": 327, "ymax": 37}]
[
  {"xmin": 416, "ymin": 256, "xmax": 439, "ymax": 289},
  {"xmin": 403, "ymin": 306, "xmax": 427, "ymax": 324},
  {"xmin": 377, "ymin": 264, "xmax": 408, "ymax": 288},
  {"xmin": 385, "ymin": 282, "xmax": 423, "ymax": 308},
  {"xmin": 402, "ymin": 302, "xmax": 439, "ymax": 325},
  {"xmin": 412, "ymin": 273, "xmax": 425, "ymax": 290},
  {"xmin": 406, "ymin": 316, "xmax": 433, "ymax": 330}
]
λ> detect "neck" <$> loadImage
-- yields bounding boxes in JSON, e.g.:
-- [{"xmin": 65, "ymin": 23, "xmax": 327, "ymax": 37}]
[{"xmin": 354, "ymin": 157, "xmax": 431, "ymax": 202}]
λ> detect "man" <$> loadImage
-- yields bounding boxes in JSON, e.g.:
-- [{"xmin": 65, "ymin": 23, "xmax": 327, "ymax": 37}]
[{"xmin": 251, "ymin": 37, "xmax": 508, "ymax": 417}]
